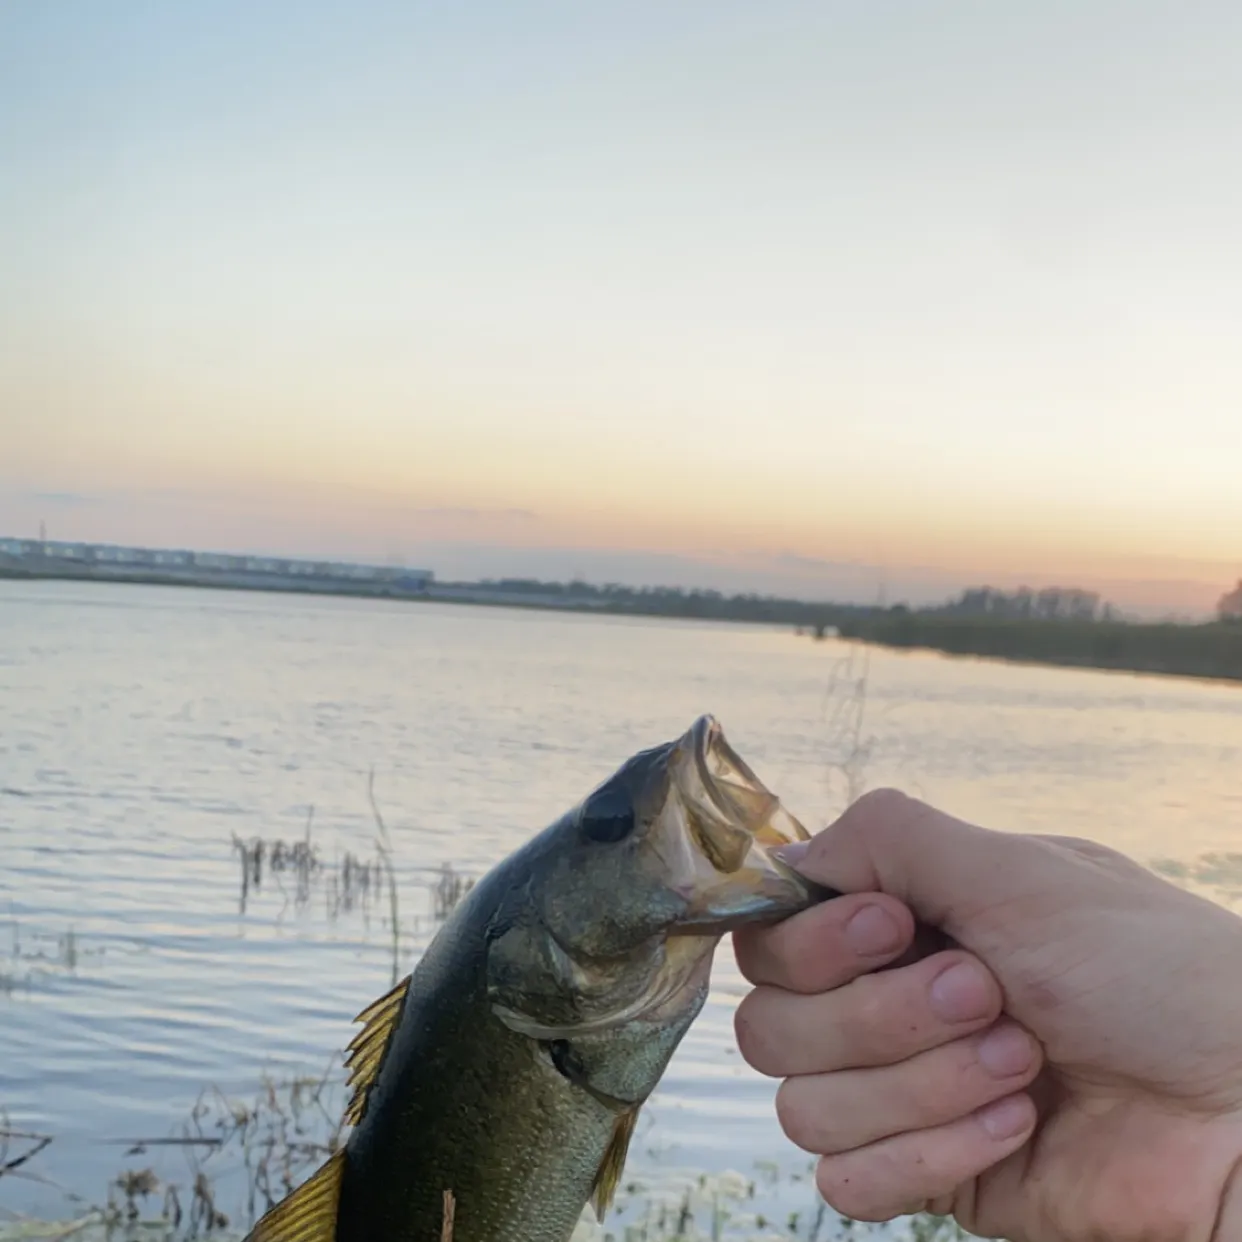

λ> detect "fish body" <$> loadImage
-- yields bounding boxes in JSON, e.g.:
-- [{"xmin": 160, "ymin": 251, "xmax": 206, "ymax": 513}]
[{"xmin": 246, "ymin": 715, "xmax": 828, "ymax": 1242}]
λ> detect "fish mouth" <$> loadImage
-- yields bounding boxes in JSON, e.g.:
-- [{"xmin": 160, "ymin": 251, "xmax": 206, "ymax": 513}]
[{"xmin": 660, "ymin": 714, "xmax": 830, "ymax": 936}]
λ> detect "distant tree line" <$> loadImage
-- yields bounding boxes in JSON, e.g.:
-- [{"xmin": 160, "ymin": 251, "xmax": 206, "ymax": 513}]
[
  {"xmin": 1220, "ymin": 580, "xmax": 1242, "ymax": 623},
  {"xmin": 454, "ymin": 576, "xmax": 1242, "ymax": 684},
  {"xmin": 459, "ymin": 576, "xmax": 882, "ymax": 630},
  {"xmin": 936, "ymin": 585, "xmax": 1121, "ymax": 623},
  {"xmin": 836, "ymin": 614, "xmax": 1242, "ymax": 683}
]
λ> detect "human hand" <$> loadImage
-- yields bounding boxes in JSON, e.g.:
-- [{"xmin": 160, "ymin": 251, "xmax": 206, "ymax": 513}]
[{"xmin": 732, "ymin": 789, "xmax": 1242, "ymax": 1241}]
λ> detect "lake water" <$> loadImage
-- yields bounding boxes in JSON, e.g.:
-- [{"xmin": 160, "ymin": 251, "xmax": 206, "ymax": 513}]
[{"xmin": 3, "ymin": 580, "xmax": 1241, "ymax": 1240}]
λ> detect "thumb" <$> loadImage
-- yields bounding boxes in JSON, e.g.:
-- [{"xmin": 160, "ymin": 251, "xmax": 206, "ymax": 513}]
[{"xmin": 778, "ymin": 789, "xmax": 1031, "ymax": 939}]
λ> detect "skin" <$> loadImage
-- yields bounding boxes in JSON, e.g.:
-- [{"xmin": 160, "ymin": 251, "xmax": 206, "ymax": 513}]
[{"xmin": 732, "ymin": 788, "xmax": 1242, "ymax": 1242}]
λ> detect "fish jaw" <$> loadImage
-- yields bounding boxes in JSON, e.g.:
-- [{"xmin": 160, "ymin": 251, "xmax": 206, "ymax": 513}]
[{"xmin": 658, "ymin": 714, "xmax": 834, "ymax": 936}]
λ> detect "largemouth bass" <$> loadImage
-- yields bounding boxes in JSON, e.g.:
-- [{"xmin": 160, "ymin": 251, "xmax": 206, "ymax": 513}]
[{"xmin": 245, "ymin": 714, "xmax": 828, "ymax": 1242}]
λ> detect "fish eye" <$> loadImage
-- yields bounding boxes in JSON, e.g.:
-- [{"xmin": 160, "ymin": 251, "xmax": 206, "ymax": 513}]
[{"xmin": 579, "ymin": 782, "xmax": 636, "ymax": 844}]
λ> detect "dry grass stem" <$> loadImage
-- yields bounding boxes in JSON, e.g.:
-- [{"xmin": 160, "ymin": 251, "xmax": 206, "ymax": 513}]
[{"xmin": 440, "ymin": 1189, "xmax": 456, "ymax": 1242}]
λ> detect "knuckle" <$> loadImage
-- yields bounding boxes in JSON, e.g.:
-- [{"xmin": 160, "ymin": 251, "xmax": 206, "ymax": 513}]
[
  {"xmin": 844, "ymin": 787, "xmax": 915, "ymax": 833},
  {"xmin": 839, "ymin": 972, "xmax": 897, "ymax": 1048},
  {"xmin": 906, "ymin": 1051, "xmax": 976, "ymax": 1127},
  {"xmin": 732, "ymin": 992, "xmax": 781, "ymax": 1075},
  {"xmin": 840, "ymin": 788, "xmax": 938, "ymax": 857},
  {"xmin": 760, "ymin": 926, "xmax": 814, "ymax": 993},
  {"xmin": 774, "ymin": 1079, "xmax": 822, "ymax": 1153},
  {"xmin": 854, "ymin": 786, "xmax": 912, "ymax": 815},
  {"xmin": 858, "ymin": 786, "xmax": 933, "ymax": 827},
  {"xmin": 783, "ymin": 959, "xmax": 819, "ymax": 995},
  {"xmin": 932, "ymin": 949, "xmax": 1004, "ymax": 1021},
  {"xmin": 1045, "ymin": 832, "xmax": 1115, "ymax": 858},
  {"xmin": 729, "ymin": 929, "xmax": 766, "ymax": 984},
  {"xmin": 940, "ymin": 943, "xmax": 995, "ymax": 979},
  {"xmin": 1057, "ymin": 834, "xmax": 1136, "ymax": 872},
  {"xmin": 815, "ymin": 1158, "xmax": 898, "ymax": 1223}
]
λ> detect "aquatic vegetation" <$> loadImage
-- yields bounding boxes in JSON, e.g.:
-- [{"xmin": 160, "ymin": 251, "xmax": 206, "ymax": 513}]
[
  {"xmin": 227, "ymin": 802, "xmax": 475, "ymax": 933},
  {"xmin": 0, "ymin": 1110, "xmax": 986, "ymax": 1242},
  {"xmin": 431, "ymin": 863, "xmax": 476, "ymax": 922},
  {"xmin": 820, "ymin": 646, "xmax": 878, "ymax": 816},
  {"xmin": 1, "ymin": 921, "xmax": 95, "ymax": 996},
  {"xmin": 0, "ymin": 1073, "xmax": 350, "ymax": 1240},
  {"xmin": 231, "ymin": 809, "xmax": 331, "ymax": 917},
  {"xmin": 0, "ymin": 1116, "xmax": 52, "ymax": 1181},
  {"xmin": 366, "ymin": 771, "xmax": 403, "ymax": 987}
]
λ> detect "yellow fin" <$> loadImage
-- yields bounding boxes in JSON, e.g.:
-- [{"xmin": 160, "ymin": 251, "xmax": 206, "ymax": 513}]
[
  {"xmin": 590, "ymin": 1108, "xmax": 640, "ymax": 1220},
  {"xmin": 245, "ymin": 1149, "xmax": 344, "ymax": 1242},
  {"xmin": 343, "ymin": 974, "xmax": 410, "ymax": 1126}
]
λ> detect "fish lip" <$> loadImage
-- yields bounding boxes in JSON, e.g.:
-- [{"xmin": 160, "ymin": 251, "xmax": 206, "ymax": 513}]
[
  {"xmin": 664, "ymin": 863, "xmax": 824, "ymax": 936},
  {"xmin": 686, "ymin": 715, "xmax": 757, "ymax": 821}
]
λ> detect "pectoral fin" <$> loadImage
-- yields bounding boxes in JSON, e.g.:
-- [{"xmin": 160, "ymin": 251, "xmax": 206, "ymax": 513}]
[
  {"xmin": 343, "ymin": 974, "xmax": 410, "ymax": 1126},
  {"xmin": 590, "ymin": 1108, "xmax": 640, "ymax": 1220}
]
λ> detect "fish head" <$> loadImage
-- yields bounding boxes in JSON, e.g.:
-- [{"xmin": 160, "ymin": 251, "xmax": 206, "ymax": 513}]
[{"xmin": 486, "ymin": 714, "xmax": 828, "ymax": 1042}]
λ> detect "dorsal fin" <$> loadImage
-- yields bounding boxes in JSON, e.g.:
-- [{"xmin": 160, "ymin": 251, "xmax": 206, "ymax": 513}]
[
  {"xmin": 590, "ymin": 1107, "xmax": 640, "ymax": 1220},
  {"xmin": 342, "ymin": 974, "xmax": 411, "ymax": 1126},
  {"xmin": 245, "ymin": 1149, "xmax": 345, "ymax": 1242}
]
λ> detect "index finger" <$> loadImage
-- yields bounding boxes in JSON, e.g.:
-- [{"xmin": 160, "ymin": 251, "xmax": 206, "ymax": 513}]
[{"xmin": 732, "ymin": 891, "xmax": 915, "ymax": 993}]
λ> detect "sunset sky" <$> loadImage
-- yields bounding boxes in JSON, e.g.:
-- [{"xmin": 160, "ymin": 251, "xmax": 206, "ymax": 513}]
[{"xmin": 3, "ymin": 2, "xmax": 1240, "ymax": 615}]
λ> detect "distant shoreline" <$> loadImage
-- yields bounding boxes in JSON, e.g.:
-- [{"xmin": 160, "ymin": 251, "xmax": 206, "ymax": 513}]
[
  {"xmin": 0, "ymin": 562, "xmax": 790, "ymax": 621},
  {"xmin": 0, "ymin": 563, "xmax": 633, "ymax": 616},
  {"xmin": 5, "ymin": 560, "xmax": 1241, "ymax": 688},
  {"xmin": 0, "ymin": 559, "xmax": 862, "ymax": 626},
  {"xmin": 836, "ymin": 613, "xmax": 1242, "ymax": 688}
]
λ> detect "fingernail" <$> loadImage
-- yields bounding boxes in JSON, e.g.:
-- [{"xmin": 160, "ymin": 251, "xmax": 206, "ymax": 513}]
[
  {"xmin": 929, "ymin": 961, "xmax": 993, "ymax": 1024},
  {"xmin": 979, "ymin": 1095, "xmax": 1032, "ymax": 1140},
  {"xmin": 844, "ymin": 904, "xmax": 904, "ymax": 957},
  {"xmin": 775, "ymin": 841, "xmax": 810, "ymax": 865},
  {"xmin": 977, "ymin": 1025, "xmax": 1033, "ymax": 1078}
]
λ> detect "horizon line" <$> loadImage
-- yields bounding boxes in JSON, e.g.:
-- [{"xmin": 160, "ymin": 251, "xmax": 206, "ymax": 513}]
[{"xmin": 0, "ymin": 530, "xmax": 1147, "ymax": 614}]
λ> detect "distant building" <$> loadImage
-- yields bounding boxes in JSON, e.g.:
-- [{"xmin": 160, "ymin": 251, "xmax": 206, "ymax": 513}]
[
  {"xmin": 1220, "ymin": 581, "xmax": 1242, "ymax": 621},
  {"xmin": 0, "ymin": 537, "xmax": 433, "ymax": 594}
]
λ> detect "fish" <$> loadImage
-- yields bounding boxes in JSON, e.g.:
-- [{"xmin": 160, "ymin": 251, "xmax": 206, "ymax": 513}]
[{"xmin": 244, "ymin": 714, "xmax": 830, "ymax": 1242}]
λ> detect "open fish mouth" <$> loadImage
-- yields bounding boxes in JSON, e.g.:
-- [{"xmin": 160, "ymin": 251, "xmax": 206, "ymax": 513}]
[
  {"xmin": 546, "ymin": 714, "xmax": 826, "ymax": 1032},
  {"xmin": 661, "ymin": 714, "xmax": 827, "ymax": 936}
]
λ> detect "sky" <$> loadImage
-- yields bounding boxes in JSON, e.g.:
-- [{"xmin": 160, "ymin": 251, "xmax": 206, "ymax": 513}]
[{"xmin": 2, "ymin": 2, "xmax": 1240, "ymax": 616}]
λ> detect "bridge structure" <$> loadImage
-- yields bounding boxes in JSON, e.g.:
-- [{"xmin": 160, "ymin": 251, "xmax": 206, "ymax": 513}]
[{"xmin": 0, "ymin": 537, "xmax": 434, "ymax": 597}]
